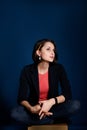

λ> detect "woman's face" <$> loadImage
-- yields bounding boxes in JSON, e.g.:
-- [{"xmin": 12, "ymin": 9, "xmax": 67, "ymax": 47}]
[{"xmin": 38, "ymin": 42, "xmax": 55, "ymax": 63}]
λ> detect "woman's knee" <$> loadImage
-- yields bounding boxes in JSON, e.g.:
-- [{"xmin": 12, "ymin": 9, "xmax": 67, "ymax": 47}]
[
  {"xmin": 72, "ymin": 100, "xmax": 80, "ymax": 111},
  {"xmin": 69, "ymin": 100, "xmax": 80, "ymax": 113},
  {"xmin": 10, "ymin": 107, "xmax": 19, "ymax": 120},
  {"xmin": 10, "ymin": 106, "xmax": 25, "ymax": 120}
]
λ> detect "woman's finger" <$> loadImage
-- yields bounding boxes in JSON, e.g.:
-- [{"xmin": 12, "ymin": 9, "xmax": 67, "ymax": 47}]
[
  {"xmin": 40, "ymin": 113, "xmax": 45, "ymax": 119},
  {"xmin": 45, "ymin": 112, "xmax": 53, "ymax": 116}
]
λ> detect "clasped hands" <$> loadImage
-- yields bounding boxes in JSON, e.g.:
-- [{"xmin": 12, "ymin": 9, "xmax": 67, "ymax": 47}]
[
  {"xmin": 38, "ymin": 100, "xmax": 53, "ymax": 119},
  {"xmin": 31, "ymin": 99, "xmax": 54, "ymax": 119}
]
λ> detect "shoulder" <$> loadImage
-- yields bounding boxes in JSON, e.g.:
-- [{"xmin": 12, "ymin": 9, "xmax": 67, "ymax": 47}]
[
  {"xmin": 50, "ymin": 63, "xmax": 67, "ymax": 77},
  {"xmin": 50, "ymin": 63, "xmax": 67, "ymax": 75},
  {"xmin": 21, "ymin": 63, "xmax": 36, "ymax": 74},
  {"xmin": 50, "ymin": 62, "xmax": 65, "ymax": 70}
]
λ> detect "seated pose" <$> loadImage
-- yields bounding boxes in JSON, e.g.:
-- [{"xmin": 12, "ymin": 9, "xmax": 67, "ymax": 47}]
[{"xmin": 11, "ymin": 39, "xmax": 80, "ymax": 126}]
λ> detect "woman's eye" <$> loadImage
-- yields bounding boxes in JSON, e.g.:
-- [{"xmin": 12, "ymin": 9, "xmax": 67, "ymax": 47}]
[{"xmin": 46, "ymin": 48, "xmax": 50, "ymax": 50}]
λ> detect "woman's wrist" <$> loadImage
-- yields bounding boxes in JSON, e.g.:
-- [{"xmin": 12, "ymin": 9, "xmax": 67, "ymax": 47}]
[
  {"xmin": 49, "ymin": 98, "xmax": 56, "ymax": 106},
  {"xmin": 54, "ymin": 97, "xmax": 58, "ymax": 104}
]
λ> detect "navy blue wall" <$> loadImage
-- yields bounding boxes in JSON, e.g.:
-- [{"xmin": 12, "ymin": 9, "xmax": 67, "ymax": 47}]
[{"xmin": 0, "ymin": 0, "xmax": 87, "ymax": 126}]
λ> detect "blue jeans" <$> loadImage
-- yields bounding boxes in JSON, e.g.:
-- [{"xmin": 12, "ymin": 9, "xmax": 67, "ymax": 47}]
[{"xmin": 11, "ymin": 100, "xmax": 80, "ymax": 126}]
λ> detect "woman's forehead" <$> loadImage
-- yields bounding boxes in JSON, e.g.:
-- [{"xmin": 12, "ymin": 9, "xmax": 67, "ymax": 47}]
[{"xmin": 43, "ymin": 42, "xmax": 54, "ymax": 48}]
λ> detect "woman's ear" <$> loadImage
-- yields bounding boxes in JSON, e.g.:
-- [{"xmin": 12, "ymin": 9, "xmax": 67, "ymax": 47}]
[{"xmin": 36, "ymin": 50, "xmax": 41, "ymax": 56}]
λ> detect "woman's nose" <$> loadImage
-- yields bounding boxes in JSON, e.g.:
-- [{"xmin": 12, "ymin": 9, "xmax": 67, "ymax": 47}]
[{"xmin": 51, "ymin": 51, "xmax": 54, "ymax": 55}]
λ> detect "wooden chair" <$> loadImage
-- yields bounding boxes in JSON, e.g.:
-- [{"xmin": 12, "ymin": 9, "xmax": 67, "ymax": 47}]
[{"xmin": 28, "ymin": 124, "xmax": 68, "ymax": 130}]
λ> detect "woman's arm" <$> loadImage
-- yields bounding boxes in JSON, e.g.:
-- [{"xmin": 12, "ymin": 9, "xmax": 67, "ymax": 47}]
[
  {"xmin": 55, "ymin": 95, "xmax": 65, "ymax": 104},
  {"xmin": 20, "ymin": 100, "xmax": 41, "ymax": 114},
  {"xmin": 59, "ymin": 64, "xmax": 72, "ymax": 101}
]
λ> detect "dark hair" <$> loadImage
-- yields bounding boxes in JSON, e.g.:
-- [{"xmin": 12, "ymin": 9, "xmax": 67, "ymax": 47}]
[{"xmin": 32, "ymin": 38, "xmax": 58, "ymax": 64}]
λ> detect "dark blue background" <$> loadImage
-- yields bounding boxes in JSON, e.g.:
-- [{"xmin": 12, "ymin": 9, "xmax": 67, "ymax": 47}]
[{"xmin": 0, "ymin": 0, "xmax": 87, "ymax": 128}]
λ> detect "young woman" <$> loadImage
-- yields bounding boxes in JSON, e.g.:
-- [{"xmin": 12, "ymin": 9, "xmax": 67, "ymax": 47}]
[{"xmin": 11, "ymin": 39, "xmax": 80, "ymax": 125}]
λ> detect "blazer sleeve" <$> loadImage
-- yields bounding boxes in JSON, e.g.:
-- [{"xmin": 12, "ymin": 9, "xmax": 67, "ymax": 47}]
[
  {"xmin": 17, "ymin": 67, "xmax": 30, "ymax": 104},
  {"xmin": 59, "ymin": 64, "xmax": 72, "ymax": 101}
]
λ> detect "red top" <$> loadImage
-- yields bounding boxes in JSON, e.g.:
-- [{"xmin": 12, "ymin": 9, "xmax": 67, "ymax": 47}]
[{"xmin": 39, "ymin": 71, "xmax": 49, "ymax": 101}]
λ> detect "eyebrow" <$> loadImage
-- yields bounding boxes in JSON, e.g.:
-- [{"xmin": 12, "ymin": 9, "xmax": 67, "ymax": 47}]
[{"xmin": 46, "ymin": 46, "xmax": 55, "ymax": 49}]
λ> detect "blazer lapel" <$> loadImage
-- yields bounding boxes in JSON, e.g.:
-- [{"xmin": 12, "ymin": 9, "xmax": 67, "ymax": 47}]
[
  {"xmin": 48, "ymin": 64, "xmax": 55, "ymax": 98},
  {"xmin": 30, "ymin": 64, "xmax": 39, "ymax": 97}
]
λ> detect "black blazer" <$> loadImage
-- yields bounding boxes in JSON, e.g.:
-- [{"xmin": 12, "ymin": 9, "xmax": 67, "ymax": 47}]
[{"xmin": 17, "ymin": 63, "xmax": 72, "ymax": 106}]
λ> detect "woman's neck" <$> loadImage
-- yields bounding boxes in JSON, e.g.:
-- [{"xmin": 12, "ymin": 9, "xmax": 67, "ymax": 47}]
[{"xmin": 38, "ymin": 61, "xmax": 49, "ymax": 74}]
